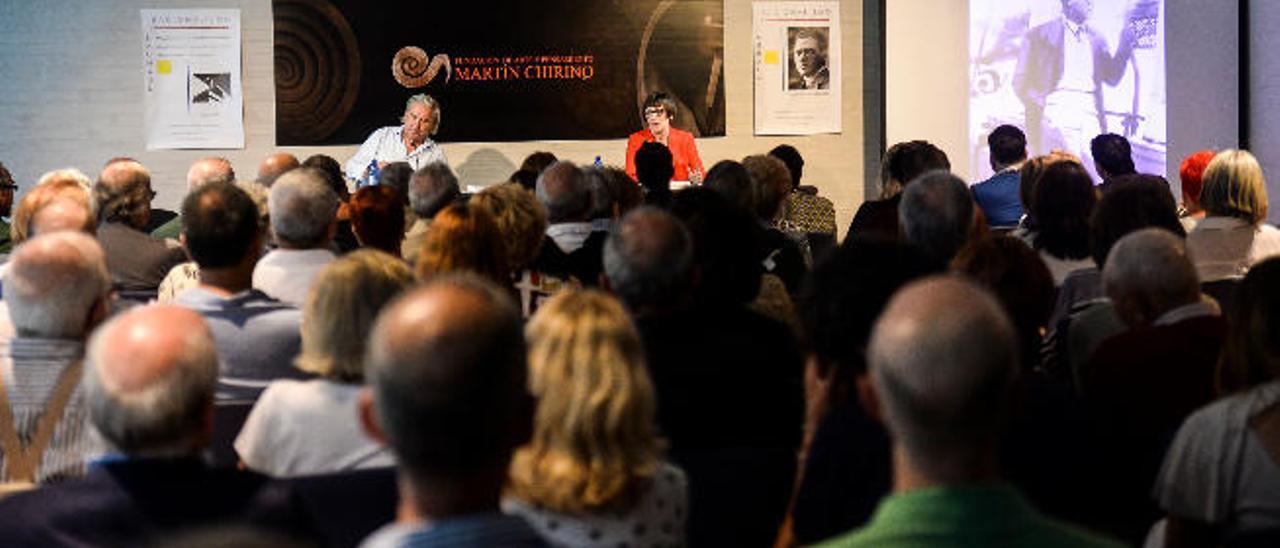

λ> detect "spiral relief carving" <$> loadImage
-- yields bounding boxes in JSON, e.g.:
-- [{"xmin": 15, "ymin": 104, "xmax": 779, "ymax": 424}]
[
  {"xmin": 392, "ymin": 46, "xmax": 451, "ymax": 88},
  {"xmin": 273, "ymin": 0, "xmax": 362, "ymax": 144}
]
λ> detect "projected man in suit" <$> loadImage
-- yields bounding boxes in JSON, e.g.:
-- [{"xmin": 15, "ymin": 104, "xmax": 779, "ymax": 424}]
[
  {"xmin": 789, "ymin": 28, "xmax": 830, "ymax": 90},
  {"xmin": 1014, "ymin": 0, "xmax": 1135, "ymax": 161}
]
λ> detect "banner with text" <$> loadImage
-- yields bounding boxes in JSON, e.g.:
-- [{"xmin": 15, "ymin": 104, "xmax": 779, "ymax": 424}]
[{"xmin": 273, "ymin": 0, "xmax": 725, "ymax": 145}]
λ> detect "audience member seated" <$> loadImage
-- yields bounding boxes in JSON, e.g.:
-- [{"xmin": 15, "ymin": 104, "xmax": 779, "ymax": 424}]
[
  {"xmin": 1043, "ymin": 176, "xmax": 1187, "ymax": 382},
  {"xmin": 899, "ymin": 170, "xmax": 974, "ymax": 267},
  {"xmin": 530, "ymin": 161, "xmax": 608, "ymax": 287},
  {"xmin": 743, "ymin": 154, "xmax": 810, "ymax": 294},
  {"xmin": 1091, "ymin": 133, "xmax": 1137, "ymax": 191},
  {"xmin": 92, "ymin": 158, "xmax": 186, "ymax": 296},
  {"xmin": 1081, "ymin": 228, "xmax": 1225, "ymax": 544},
  {"xmin": 508, "ymin": 152, "xmax": 561, "ymax": 192},
  {"xmin": 414, "ymin": 202, "xmax": 510, "ymax": 287},
  {"xmin": 235, "ymin": 250, "xmax": 410, "ymax": 477},
  {"xmin": 814, "ymin": 276, "xmax": 1122, "ymax": 547},
  {"xmin": 1011, "ymin": 150, "xmax": 1081, "ymax": 242},
  {"xmin": 358, "ymin": 276, "xmax": 546, "ymax": 547},
  {"xmin": 349, "ymin": 185, "xmax": 406, "ymax": 258},
  {"xmin": 1152, "ymin": 257, "xmax": 1280, "ymax": 547},
  {"xmin": 604, "ymin": 206, "xmax": 803, "ymax": 547},
  {"xmin": 302, "ymin": 153, "xmax": 359, "ymax": 254},
  {"xmin": 0, "ymin": 305, "xmax": 315, "ymax": 545},
  {"xmin": 256, "ymin": 152, "xmax": 300, "ymax": 187},
  {"xmin": 845, "ymin": 140, "xmax": 950, "ymax": 242},
  {"xmin": 254, "ymin": 167, "xmax": 340, "ymax": 306},
  {"xmin": 770, "ymin": 144, "xmax": 837, "ymax": 236},
  {"xmin": 152, "ymin": 156, "xmax": 236, "ymax": 240},
  {"xmin": 1177, "ymin": 149, "xmax": 1216, "ymax": 232},
  {"xmin": 505, "ymin": 289, "xmax": 688, "ymax": 546},
  {"xmin": 472, "ymin": 183, "xmax": 554, "ymax": 317},
  {"xmin": 11, "ymin": 171, "xmax": 96, "ymax": 245},
  {"xmin": 402, "ymin": 162, "xmax": 460, "ymax": 263},
  {"xmin": 376, "ymin": 162, "xmax": 413, "ymax": 211},
  {"xmin": 158, "ymin": 181, "xmax": 268, "ymax": 304},
  {"xmin": 635, "ymin": 142, "xmax": 675, "ymax": 208},
  {"xmin": 1030, "ymin": 160, "xmax": 1096, "ymax": 285},
  {"xmin": 972, "ymin": 125, "xmax": 1028, "ymax": 229},
  {"xmin": 1186, "ymin": 149, "xmax": 1280, "ymax": 282},
  {"xmin": 584, "ymin": 164, "xmax": 641, "ymax": 233},
  {"xmin": 0, "ymin": 232, "xmax": 111, "ymax": 485},
  {"xmin": 953, "ymin": 236, "xmax": 1054, "ymax": 369},
  {"xmin": 175, "ymin": 182, "xmax": 308, "ymax": 400},
  {"xmin": 787, "ymin": 239, "xmax": 938, "ymax": 545}
]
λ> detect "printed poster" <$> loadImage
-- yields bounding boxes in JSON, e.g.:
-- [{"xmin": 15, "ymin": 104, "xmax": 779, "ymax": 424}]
[
  {"xmin": 142, "ymin": 9, "xmax": 244, "ymax": 149},
  {"xmin": 754, "ymin": 1, "xmax": 841, "ymax": 135}
]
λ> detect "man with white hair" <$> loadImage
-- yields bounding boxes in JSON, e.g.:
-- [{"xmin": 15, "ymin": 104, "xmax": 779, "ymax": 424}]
[
  {"xmin": 253, "ymin": 167, "xmax": 339, "ymax": 306},
  {"xmin": 152, "ymin": 156, "xmax": 237, "ymax": 240},
  {"xmin": 817, "ymin": 276, "xmax": 1120, "ymax": 547},
  {"xmin": 898, "ymin": 170, "xmax": 974, "ymax": 267},
  {"xmin": 345, "ymin": 94, "xmax": 448, "ymax": 186},
  {"xmin": 0, "ymin": 305, "xmax": 313, "ymax": 545},
  {"xmin": 0, "ymin": 232, "xmax": 111, "ymax": 484},
  {"xmin": 93, "ymin": 159, "xmax": 186, "ymax": 296}
]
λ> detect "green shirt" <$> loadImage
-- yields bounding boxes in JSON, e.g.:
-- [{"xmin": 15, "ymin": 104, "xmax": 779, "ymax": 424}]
[{"xmin": 813, "ymin": 484, "xmax": 1123, "ymax": 548}]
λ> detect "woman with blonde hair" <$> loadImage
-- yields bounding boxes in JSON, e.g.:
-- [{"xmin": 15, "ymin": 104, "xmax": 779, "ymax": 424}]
[
  {"xmin": 506, "ymin": 289, "xmax": 687, "ymax": 547},
  {"xmin": 415, "ymin": 201, "xmax": 509, "ymax": 286},
  {"xmin": 234, "ymin": 249, "xmax": 412, "ymax": 477},
  {"xmin": 1186, "ymin": 149, "xmax": 1280, "ymax": 281}
]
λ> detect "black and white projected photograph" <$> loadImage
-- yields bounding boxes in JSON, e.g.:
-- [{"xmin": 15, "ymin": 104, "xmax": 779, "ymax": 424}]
[{"xmin": 969, "ymin": 0, "xmax": 1165, "ymax": 182}]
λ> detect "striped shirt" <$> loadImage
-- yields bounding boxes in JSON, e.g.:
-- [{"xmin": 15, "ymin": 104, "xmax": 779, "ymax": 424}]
[{"xmin": 0, "ymin": 337, "xmax": 100, "ymax": 484}]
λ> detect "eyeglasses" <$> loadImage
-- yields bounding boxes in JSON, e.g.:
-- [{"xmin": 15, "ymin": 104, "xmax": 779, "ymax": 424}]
[
  {"xmin": 0, "ymin": 184, "xmax": 18, "ymax": 191},
  {"xmin": 643, "ymin": 107, "xmax": 667, "ymax": 119},
  {"xmin": 147, "ymin": 189, "xmax": 157, "ymax": 200}
]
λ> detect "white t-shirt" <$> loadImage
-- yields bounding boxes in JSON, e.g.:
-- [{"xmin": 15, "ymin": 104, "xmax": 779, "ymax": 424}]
[
  {"xmin": 234, "ymin": 379, "xmax": 394, "ymax": 477},
  {"xmin": 1186, "ymin": 217, "xmax": 1280, "ymax": 282},
  {"xmin": 251, "ymin": 248, "xmax": 336, "ymax": 306}
]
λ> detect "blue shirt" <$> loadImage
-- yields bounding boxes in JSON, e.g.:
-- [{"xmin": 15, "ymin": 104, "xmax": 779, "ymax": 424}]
[
  {"xmin": 361, "ymin": 513, "xmax": 548, "ymax": 548},
  {"xmin": 972, "ymin": 170, "xmax": 1024, "ymax": 228}
]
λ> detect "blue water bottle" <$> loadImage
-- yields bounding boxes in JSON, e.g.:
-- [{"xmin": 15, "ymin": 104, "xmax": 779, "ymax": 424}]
[
  {"xmin": 594, "ymin": 156, "xmax": 603, "ymax": 167},
  {"xmin": 365, "ymin": 160, "xmax": 381, "ymax": 187}
]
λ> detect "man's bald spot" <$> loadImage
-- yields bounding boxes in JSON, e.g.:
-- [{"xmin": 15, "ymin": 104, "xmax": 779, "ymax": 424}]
[
  {"xmin": 31, "ymin": 198, "xmax": 93, "ymax": 236},
  {"xmin": 378, "ymin": 282, "xmax": 506, "ymax": 359},
  {"xmin": 94, "ymin": 306, "xmax": 209, "ymax": 394},
  {"xmin": 187, "ymin": 157, "xmax": 235, "ymax": 190},
  {"xmin": 258, "ymin": 153, "xmax": 300, "ymax": 183},
  {"xmin": 870, "ymin": 276, "xmax": 1017, "ymax": 422}
]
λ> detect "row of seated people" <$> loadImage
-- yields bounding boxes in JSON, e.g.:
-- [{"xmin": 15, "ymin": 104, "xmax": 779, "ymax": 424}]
[{"xmin": 0, "ymin": 133, "xmax": 1277, "ymax": 547}]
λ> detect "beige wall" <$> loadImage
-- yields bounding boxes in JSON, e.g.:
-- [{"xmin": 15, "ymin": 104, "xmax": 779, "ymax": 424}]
[
  {"xmin": 885, "ymin": 0, "xmax": 970, "ymax": 180},
  {"xmin": 0, "ymin": 0, "xmax": 864, "ymax": 234}
]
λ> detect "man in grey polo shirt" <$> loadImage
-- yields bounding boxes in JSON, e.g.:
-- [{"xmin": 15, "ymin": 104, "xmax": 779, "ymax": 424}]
[
  {"xmin": 253, "ymin": 167, "xmax": 339, "ymax": 306},
  {"xmin": 175, "ymin": 182, "xmax": 308, "ymax": 400}
]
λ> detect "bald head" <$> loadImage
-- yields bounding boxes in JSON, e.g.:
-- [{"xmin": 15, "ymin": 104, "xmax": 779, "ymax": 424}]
[
  {"xmin": 603, "ymin": 206, "xmax": 692, "ymax": 312},
  {"xmin": 366, "ymin": 275, "xmax": 528, "ymax": 477},
  {"xmin": 84, "ymin": 305, "xmax": 218, "ymax": 455},
  {"xmin": 257, "ymin": 153, "xmax": 300, "ymax": 187},
  {"xmin": 187, "ymin": 157, "xmax": 236, "ymax": 191},
  {"xmin": 869, "ymin": 276, "xmax": 1017, "ymax": 476},
  {"xmin": 5, "ymin": 231, "xmax": 111, "ymax": 339},
  {"xmin": 94, "ymin": 159, "xmax": 152, "ymax": 228},
  {"xmin": 536, "ymin": 161, "xmax": 591, "ymax": 223},
  {"xmin": 1103, "ymin": 228, "xmax": 1200, "ymax": 327}
]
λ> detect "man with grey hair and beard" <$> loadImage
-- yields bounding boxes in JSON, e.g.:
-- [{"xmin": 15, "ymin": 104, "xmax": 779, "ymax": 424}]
[
  {"xmin": 898, "ymin": 170, "xmax": 974, "ymax": 267},
  {"xmin": 401, "ymin": 162, "xmax": 460, "ymax": 263},
  {"xmin": 345, "ymin": 94, "xmax": 449, "ymax": 185},
  {"xmin": 253, "ymin": 167, "xmax": 339, "ymax": 306},
  {"xmin": 152, "ymin": 157, "xmax": 237, "ymax": 240},
  {"xmin": 530, "ymin": 161, "xmax": 608, "ymax": 286},
  {"xmin": 817, "ymin": 276, "xmax": 1120, "ymax": 547},
  {"xmin": 0, "ymin": 305, "xmax": 314, "ymax": 545},
  {"xmin": 93, "ymin": 158, "xmax": 186, "ymax": 295},
  {"xmin": 0, "ymin": 232, "xmax": 111, "ymax": 484}
]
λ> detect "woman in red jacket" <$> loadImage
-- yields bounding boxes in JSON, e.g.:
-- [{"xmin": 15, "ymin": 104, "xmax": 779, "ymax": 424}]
[{"xmin": 625, "ymin": 92, "xmax": 705, "ymax": 184}]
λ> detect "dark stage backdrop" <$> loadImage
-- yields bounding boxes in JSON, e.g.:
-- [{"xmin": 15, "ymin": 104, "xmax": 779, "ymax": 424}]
[{"xmin": 273, "ymin": 0, "xmax": 726, "ymax": 146}]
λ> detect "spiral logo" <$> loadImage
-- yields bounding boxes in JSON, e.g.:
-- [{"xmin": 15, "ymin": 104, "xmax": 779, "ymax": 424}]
[
  {"xmin": 273, "ymin": 0, "xmax": 362, "ymax": 144},
  {"xmin": 392, "ymin": 47, "xmax": 451, "ymax": 88}
]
